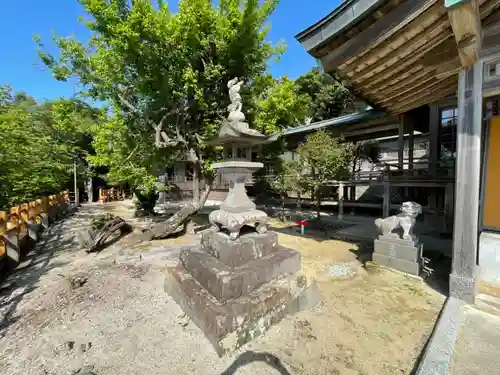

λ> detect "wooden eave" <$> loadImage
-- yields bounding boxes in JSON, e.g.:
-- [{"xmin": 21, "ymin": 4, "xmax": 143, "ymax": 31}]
[{"xmin": 297, "ymin": 0, "xmax": 500, "ymax": 115}]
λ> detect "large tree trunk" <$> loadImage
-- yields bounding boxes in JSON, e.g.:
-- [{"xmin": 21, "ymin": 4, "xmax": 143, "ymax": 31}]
[
  {"xmin": 142, "ymin": 156, "xmax": 212, "ymax": 241},
  {"xmin": 141, "ymin": 182, "xmax": 211, "ymax": 241}
]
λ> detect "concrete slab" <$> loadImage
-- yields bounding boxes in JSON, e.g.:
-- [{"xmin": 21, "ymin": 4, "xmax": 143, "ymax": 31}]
[{"xmin": 450, "ymin": 306, "xmax": 500, "ymax": 375}]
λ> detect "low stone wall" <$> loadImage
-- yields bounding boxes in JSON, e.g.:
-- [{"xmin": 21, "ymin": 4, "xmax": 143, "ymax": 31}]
[{"xmin": 479, "ymin": 231, "xmax": 500, "ymax": 286}]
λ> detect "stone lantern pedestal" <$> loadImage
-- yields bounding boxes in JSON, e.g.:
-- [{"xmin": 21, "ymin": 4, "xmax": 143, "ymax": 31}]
[{"xmin": 164, "ymin": 79, "xmax": 319, "ymax": 356}]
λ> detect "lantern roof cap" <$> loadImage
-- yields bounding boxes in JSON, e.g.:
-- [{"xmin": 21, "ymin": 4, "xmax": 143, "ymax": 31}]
[{"xmin": 208, "ymin": 119, "xmax": 279, "ymax": 146}]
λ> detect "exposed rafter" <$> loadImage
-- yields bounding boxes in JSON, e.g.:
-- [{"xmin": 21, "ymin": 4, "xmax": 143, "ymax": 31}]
[
  {"xmin": 296, "ymin": 0, "xmax": 500, "ymax": 114},
  {"xmin": 322, "ymin": 0, "xmax": 437, "ymax": 72}
]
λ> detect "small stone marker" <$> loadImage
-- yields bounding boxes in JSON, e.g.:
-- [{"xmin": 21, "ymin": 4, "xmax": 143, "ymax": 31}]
[{"xmin": 328, "ymin": 263, "xmax": 356, "ymax": 278}]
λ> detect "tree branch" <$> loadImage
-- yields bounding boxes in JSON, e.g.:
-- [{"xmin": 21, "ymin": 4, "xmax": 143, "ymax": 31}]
[{"xmin": 124, "ymin": 144, "xmax": 139, "ymax": 163}]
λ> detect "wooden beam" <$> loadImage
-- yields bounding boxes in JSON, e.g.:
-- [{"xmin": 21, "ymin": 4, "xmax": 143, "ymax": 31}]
[
  {"xmin": 420, "ymin": 38, "xmax": 460, "ymax": 67},
  {"xmin": 429, "ymin": 56, "xmax": 462, "ymax": 73},
  {"xmin": 373, "ymin": 69, "xmax": 432, "ymax": 99},
  {"xmin": 374, "ymin": 69, "xmax": 450, "ymax": 103},
  {"xmin": 379, "ymin": 76, "xmax": 457, "ymax": 107},
  {"xmin": 364, "ymin": 65, "xmax": 423, "ymax": 93},
  {"xmin": 391, "ymin": 85, "xmax": 457, "ymax": 114},
  {"xmin": 447, "ymin": 0, "xmax": 482, "ymax": 67},
  {"xmin": 322, "ymin": 0, "xmax": 437, "ymax": 72},
  {"xmin": 342, "ymin": 124, "xmax": 398, "ymax": 138},
  {"xmin": 482, "ymin": 8, "xmax": 500, "ymax": 54},
  {"xmin": 359, "ymin": 33, "xmax": 452, "ymax": 89},
  {"xmin": 480, "ymin": 0, "xmax": 500, "ymax": 21},
  {"xmin": 436, "ymin": 66, "xmax": 462, "ymax": 79},
  {"xmin": 351, "ymin": 26, "xmax": 452, "ymax": 85},
  {"xmin": 349, "ymin": 5, "xmax": 448, "ymax": 75},
  {"xmin": 391, "ymin": 86, "xmax": 457, "ymax": 114}
]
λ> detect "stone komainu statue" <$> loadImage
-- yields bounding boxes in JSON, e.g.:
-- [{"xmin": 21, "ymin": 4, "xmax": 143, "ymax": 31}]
[{"xmin": 375, "ymin": 201, "xmax": 422, "ymax": 240}]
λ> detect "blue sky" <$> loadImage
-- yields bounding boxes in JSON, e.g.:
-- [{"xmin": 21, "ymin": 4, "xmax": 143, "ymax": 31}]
[{"xmin": 0, "ymin": 0, "xmax": 339, "ymax": 102}]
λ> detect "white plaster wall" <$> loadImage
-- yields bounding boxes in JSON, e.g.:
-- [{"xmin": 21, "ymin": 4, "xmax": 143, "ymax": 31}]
[{"xmin": 479, "ymin": 231, "xmax": 500, "ymax": 285}]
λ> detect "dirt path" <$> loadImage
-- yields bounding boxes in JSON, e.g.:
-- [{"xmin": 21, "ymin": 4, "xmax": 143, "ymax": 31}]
[{"xmin": 0, "ymin": 202, "xmax": 445, "ymax": 375}]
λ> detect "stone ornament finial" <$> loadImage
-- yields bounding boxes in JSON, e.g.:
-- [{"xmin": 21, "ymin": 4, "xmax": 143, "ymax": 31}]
[
  {"xmin": 375, "ymin": 201, "xmax": 422, "ymax": 241},
  {"xmin": 227, "ymin": 77, "xmax": 245, "ymax": 122}
]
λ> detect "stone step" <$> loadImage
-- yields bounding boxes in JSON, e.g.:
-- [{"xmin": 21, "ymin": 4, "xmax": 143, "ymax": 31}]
[
  {"xmin": 180, "ymin": 245, "xmax": 301, "ymax": 302},
  {"xmin": 201, "ymin": 230, "xmax": 278, "ymax": 267},
  {"xmin": 164, "ymin": 256, "xmax": 320, "ymax": 356}
]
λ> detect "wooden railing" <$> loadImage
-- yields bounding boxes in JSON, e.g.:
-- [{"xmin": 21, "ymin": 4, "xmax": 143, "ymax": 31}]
[{"xmin": 0, "ymin": 191, "xmax": 71, "ymax": 263}]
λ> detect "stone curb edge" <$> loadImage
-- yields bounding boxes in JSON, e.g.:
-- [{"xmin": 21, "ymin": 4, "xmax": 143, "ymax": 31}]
[{"xmin": 414, "ymin": 297, "xmax": 465, "ymax": 375}]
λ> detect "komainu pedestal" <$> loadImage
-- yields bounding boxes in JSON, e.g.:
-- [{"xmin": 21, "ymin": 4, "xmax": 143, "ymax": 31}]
[{"xmin": 373, "ymin": 201, "xmax": 423, "ymax": 276}]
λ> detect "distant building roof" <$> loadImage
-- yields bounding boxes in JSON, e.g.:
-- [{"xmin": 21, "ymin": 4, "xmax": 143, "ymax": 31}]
[{"xmin": 283, "ymin": 108, "xmax": 387, "ymax": 136}]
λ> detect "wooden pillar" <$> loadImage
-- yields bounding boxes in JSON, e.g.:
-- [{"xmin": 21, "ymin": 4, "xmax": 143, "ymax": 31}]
[
  {"xmin": 383, "ymin": 176, "xmax": 390, "ymax": 218},
  {"xmin": 338, "ymin": 182, "xmax": 344, "ymax": 221},
  {"xmin": 429, "ymin": 104, "xmax": 440, "ymax": 177},
  {"xmin": 450, "ymin": 62, "xmax": 483, "ymax": 303},
  {"xmin": 444, "ymin": 181, "xmax": 455, "ymax": 233},
  {"xmin": 408, "ymin": 119, "xmax": 414, "ymax": 171},
  {"xmin": 428, "ymin": 104, "xmax": 440, "ymax": 224},
  {"xmin": 398, "ymin": 117, "xmax": 404, "ymax": 170}
]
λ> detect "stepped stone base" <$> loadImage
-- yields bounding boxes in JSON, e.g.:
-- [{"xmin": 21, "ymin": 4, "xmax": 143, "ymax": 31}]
[
  {"xmin": 165, "ymin": 226, "xmax": 319, "ymax": 356},
  {"xmin": 201, "ymin": 231, "xmax": 279, "ymax": 267},
  {"xmin": 180, "ymin": 245, "xmax": 301, "ymax": 302},
  {"xmin": 373, "ymin": 235, "xmax": 423, "ymax": 276},
  {"xmin": 165, "ymin": 257, "xmax": 320, "ymax": 356}
]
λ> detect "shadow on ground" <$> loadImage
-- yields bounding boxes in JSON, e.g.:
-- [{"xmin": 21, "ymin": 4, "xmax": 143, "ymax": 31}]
[
  {"xmin": 348, "ymin": 240, "xmax": 451, "ymax": 297},
  {"xmin": 0, "ymin": 210, "xmax": 92, "ymax": 337},
  {"xmin": 269, "ymin": 219, "xmax": 451, "ymax": 297},
  {"xmin": 220, "ymin": 351, "xmax": 291, "ymax": 375}
]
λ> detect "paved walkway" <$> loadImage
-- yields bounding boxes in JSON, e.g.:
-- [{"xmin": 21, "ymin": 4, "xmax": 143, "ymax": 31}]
[
  {"xmin": 450, "ymin": 304, "xmax": 500, "ymax": 375},
  {"xmin": 416, "ymin": 294, "xmax": 500, "ymax": 375}
]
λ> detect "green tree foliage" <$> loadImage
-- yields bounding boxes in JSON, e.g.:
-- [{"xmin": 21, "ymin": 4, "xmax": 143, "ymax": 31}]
[
  {"xmin": 295, "ymin": 68, "xmax": 353, "ymax": 122},
  {"xmin": 0, "ymin": 86, "xmax": 98, "ymax": 209},
  {"xmin": 271, "ymin": 159, "xmax": 307, "ymax": 219},
  {"xmin": 36, "ymin": 0, "xmax": 285, "ymax": 202},
  {"xmin": 297, "ymin": 130, "xmax": 352, "ymax": 219},
  {"xmin": 253, "ymin": 76, "xmax": 311, "ymax": 134}
]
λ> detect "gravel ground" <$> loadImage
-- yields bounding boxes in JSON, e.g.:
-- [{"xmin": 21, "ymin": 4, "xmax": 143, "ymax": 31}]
[
  {"xmin": 0, "ymin": 204, "xmax": 299, "ymax": 375},
  {"xmin": 0, "ymin": 202, "xmax": 444, "ymax": 375}
]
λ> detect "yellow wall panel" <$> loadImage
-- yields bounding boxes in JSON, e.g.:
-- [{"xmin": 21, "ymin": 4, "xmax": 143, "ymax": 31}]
[{"xmin": 484, "ymin": 117, "xmax": 500, "ymax": 228}]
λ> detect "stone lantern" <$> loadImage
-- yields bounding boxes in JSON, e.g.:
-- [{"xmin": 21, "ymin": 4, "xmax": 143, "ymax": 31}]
[
  {"xmin": 164, "ymin": 78, "xmax": 318, "ymax": 356},
  {"xmin": 208, "ymin": 103, "xmax": 277, "ymax": 239}
]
